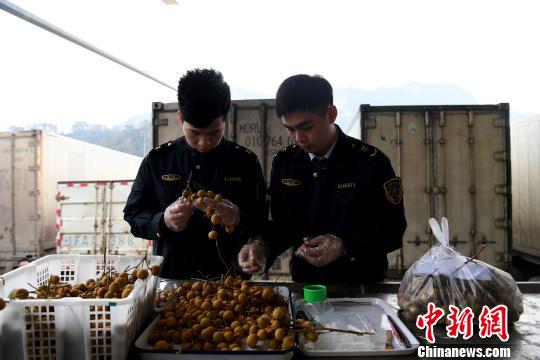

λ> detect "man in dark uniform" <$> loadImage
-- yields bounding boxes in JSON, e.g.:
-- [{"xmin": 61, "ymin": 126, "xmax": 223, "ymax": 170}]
[
  {"xmin": 238, "ymin": 74, "xmax": 406, "ymax": 283},
  {"xmin": 124, "ymin": 69, "xmax": 267, "ymax": 279}
]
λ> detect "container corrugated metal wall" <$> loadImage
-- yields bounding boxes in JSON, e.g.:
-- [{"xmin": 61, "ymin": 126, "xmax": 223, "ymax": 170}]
[
  {"xmin": 511, "ymin": 115, "xmax": 540, "ymax": 264},
  {"xmin": 57, "ymin": 180, "xmax": 149, "ymax": 255},
  {"xmin": 0, "ymin": 130, "xmax": 143, "ymax": 271},
  {"xmin": 353, "ymin": 104, "xmax": 511, "ymax": 273}
]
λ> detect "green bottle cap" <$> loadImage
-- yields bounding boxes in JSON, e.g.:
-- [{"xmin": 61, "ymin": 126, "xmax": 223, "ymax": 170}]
[{"xmin": 303, "ymin": 284, "xmax": 327, "ymax": 303}]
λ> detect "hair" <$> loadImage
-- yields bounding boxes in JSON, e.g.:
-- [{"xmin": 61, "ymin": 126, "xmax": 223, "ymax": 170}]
[
  {"xmin": 275, "ymin": 74, "xmax": 333, "ymax": 118},
  {"xmin": 177, "ymin": 68, "xmax": 231, "ymax": 128}
]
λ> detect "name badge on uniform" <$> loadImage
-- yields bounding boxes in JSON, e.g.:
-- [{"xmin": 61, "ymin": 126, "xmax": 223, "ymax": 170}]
[
  {"xmin": 281, "ymin": 179, "xmax": 301, "ymax": 187},
  {"xmin": 337, "ymin": 182, "xmax": 356, "ymax": 190},
  {"xmin": 161, "ymin": 174, "xmax": 181, "ymax": 181},
  {"xmin": 224, "ymin": 176, "xmax": 242, "ymax": 183}
]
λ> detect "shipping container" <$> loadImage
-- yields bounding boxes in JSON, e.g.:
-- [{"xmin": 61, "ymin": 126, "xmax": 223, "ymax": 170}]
[
  {"xmin": 347, "ymin": 104, "xmax": 511, "ymax": 273},
  {"xmin": 511, "ymin": 115, "xmax": 540, "ymax": 264},
  {"xmin": 56, "ymin": 180, "xmax": 149, "ymax": 255},
  {"xmin": 152, "ymin": 100, "xmax": 293, "ymax": 276},
  {"xmin": 0, "ymin": 130, "xmax": 143, "ymax": 271}
]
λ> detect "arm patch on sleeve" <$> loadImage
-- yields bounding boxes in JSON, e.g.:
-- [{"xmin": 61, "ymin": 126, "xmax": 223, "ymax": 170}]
[{"xmin": 383, "ymin": 177, "xmax": 403, "ymax": 204}]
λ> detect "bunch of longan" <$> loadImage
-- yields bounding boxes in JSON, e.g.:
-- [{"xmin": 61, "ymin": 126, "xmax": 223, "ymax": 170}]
[
  {"xmin": 5, "ymin": 262, "xmax": 160, "ymax": 302},
  {"xmin": 181, "ymin": 188, "xmax": 235, "ymax": 241},
  {"xmin": 148, "ymin": 276, "xmax": 317, "ymax": 351}
]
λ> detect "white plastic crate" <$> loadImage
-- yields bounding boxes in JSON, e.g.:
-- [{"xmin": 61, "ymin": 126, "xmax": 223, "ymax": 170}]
[{"xmin": 0, "ymin": 254, "xmax": 163, "ymax": 360}]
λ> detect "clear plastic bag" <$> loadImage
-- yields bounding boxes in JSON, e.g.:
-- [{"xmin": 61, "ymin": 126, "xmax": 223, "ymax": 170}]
[{"xmin": 398, "ymin": 217, "xmax": 523, "ymax": 323}]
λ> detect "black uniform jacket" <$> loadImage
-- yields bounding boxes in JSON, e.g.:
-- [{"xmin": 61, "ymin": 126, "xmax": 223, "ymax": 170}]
[
  {"xmin": 267, "ymin": 126, "xmax": 406, "ymax": 283},
  {"xmin": 124, "ymin": 137, "xmax": 267, "ymax": 279}
]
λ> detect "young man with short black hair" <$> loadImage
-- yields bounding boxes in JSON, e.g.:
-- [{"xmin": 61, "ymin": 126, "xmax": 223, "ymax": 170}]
[
  {"xmin": 125, "ymin": 69, "xmax": 267, "ymax": 279},
  {"xmin": 239, "ymin": 74, "xmax": 406, "ymax": 283}
]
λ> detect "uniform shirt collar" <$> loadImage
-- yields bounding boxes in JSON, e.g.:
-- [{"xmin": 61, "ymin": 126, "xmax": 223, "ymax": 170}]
[{"xmin": 308, "ymin": 128, "xmax": 339, "ymax": 161}]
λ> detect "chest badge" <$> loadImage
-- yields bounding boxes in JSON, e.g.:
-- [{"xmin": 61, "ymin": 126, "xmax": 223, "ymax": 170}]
[
  {"xmin": 337, "ymin": 182, "xmax": 356, "ymax": 190},
  {"xmin": 282, "ymin": 179, "xmax": 301, "ymax": 186},
  {"xmin": 383, "ymin": 177, "xmax": 403, "ymax": 204},
  {"xmin": 161, "ymin": 174, "xmax": 181, "ymax": 181},
  {"xmin": 224, "ymin": 176, "xmax": 242, "ymax": 182}
]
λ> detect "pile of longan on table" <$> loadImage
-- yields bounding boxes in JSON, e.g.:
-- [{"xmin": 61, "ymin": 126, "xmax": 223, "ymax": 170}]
[{"xmin": 151, "ymin": 276, "xmax": 318, "ymax": 351}]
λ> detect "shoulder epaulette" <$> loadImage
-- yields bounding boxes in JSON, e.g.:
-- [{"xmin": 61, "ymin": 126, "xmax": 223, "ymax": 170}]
[
  {"xmin": 274, "ymin": 144, "xmax": 296, "ymax": 157},
  {"xmin": 151, "ymin": 141, "xmax": 174, "ymax": 153},
  {"xmin": 352, "ymin": 140, "xmax": 380, "ymax": 158},
  {"xmin": 233, "ymin": 144, "xmax": 257, "ymax": 158}
]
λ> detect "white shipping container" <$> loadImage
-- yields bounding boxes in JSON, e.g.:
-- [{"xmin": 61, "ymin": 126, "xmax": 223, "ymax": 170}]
[
  {"xmin": 57, "ymin": 180, "xmax": 149, "ymax": 255},
  {"xmin": 0, "ymin": 130, "xmax": 143, "ymax": 271},
  {"xmin": 349, "ymin": 104, "xmax": 511, "ymax": 273},
  {"xmin": 511, "ymin": 115, "xmax": 540, "ymax": 264}
]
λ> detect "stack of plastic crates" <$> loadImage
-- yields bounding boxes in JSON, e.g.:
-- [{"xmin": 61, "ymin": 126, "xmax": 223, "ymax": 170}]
[{"xmin": 0, "ymin": 254, "xmax": 163, "ymax": 360}]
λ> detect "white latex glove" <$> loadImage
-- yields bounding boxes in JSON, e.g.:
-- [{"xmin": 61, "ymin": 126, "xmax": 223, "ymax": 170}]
[
  {"xmin": 163, "ymin": 197, "xmax": 194, "ymax": 232},
  {"xmin": 238, "ymin": 239, "xmax": 267, "ymax": 274},
  {"xmin": 193, "ymin": 197, "xmax": 240, "ymax": 227},
  {"xmin": 297, "ymin": 234, "xmax": 346, "ymax": 267}
]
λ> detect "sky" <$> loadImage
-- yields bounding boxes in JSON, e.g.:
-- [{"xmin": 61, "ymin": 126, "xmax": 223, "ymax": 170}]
[{"xmin": 1, "ymin": 0, "xmax": 539, "ymax": 131}]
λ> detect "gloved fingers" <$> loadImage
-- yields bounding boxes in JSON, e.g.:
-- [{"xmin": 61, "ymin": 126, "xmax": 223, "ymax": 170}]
[{"xmin": 303, "ymin": 235, "xmax": 330, "ymax": 247}]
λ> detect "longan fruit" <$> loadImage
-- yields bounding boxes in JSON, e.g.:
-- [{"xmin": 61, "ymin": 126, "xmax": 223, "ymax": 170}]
[
  {"xmin": 262, "ymin": 288, "xmax": 274, "ymax": 302},
  {"xmin": 108, "ymin": 282, "xmax": 120, "ymax": 293},
  {"xmin": 212, "ymin": 299, "xmax": 223, "ymax": 310},
  {"xmin": 208, "ymin": 230, "xmax": 218, "ymax": 240},
  {"xmin": 246, "ymin": 334, "xmax": 258, "ymax": 348},
  {"xmin": 214, "ymin": 194, "xmax": 222, "ymax": 202},
  {"xmin": 200, "ymin": 317, "xmax": 211, "ymax": 328},
  {"xmin": 257, "ymin": 315, "xmax": 271, "ymax": 328},
  {"xmin": 257, "ymin": 328, "xmax": 267, "ymax": 340},
  {"xmin": 97, "ymin": 288, "xmax": 107, "ymax": 298},
  {"xmin": 197, "ymin": 198, "xmax": 204, "ymax": 207},
  {"xmin": 50, "ymin": 275, "xmax": 60, "ymax": 285},
  {"xmin": 238, "ymin": 293, "xmax": 248, "ymax": 304},
  {"xmin": 181, "ymin": 329, "xmax": 193, "ymax": 342},
  {"xmin": 154, "ymin": 339, "xmax": 169, "ymax": 350},
  {"xmin": 151, "ymin": 265, "xmax": 160, "ymax": 276},
  {"xmin": 197, "ymin": 190, "xmax": 205, "ymax": 198},
  {"xmin": 182, "ymin": 189, "xmax": 191, "ymax": 198},
  {"xmin": 12, "ymin": 288, "xmax": 29, "ymax": 299},
  {"xmin": 223, "ymin": 330, "xmax": 235, "ymax": 343},
  {"xmin": 270, "ymin": 320, "xmax": 281, "ymax": 332},
  {"xmin": 222, "ymin": 310, "xmax": 234, "ymax": 321},
  {"xmin": 233, "ymin": 326, "xmax": 244, "ymax": 338},
  {"xmin": 225, "ymin": 225, "xmax": 235, "ymax": 234},
  {"xmin": 206, "ymin": 190, "xmax": 215, "ymax": 199},
  {"xmin": 230, "ymin": 320, "xmax": 241, "ymax": 329},
  {"xmin": 274, "ymin": 328, "xmax": 286, "ymax": 341},
  {"xmin": 205, "ymin": 207, "xmax": 214, "ymax": 218},
  {"xmin": 136, "ymin": 268, "xmax": 149, "ymax": 280},
  {"xmin": 267, "ymin": 339, "xmax": 280, "ymax": 350},
  {"xmin": 203, "ymin": 341, "xmax": 214, "ymax": 351},
  {"xmin": 201, "ymin": 301, "xmax": 211, "ymax": 311},
  {"xmin": 281, "ymin": 334, "xmax": 295, "ymax": 350},
  {"xmin": 213, "ymin": 331, "xmax": 224, "ymax": 343},
  {"xmin": 305, "ymin": 331, "xmax": 319, "ymax": 342},
  {"xmin": 201, "ymin": 327, "xmax": 214, "ymax": 341},
  {"xmin": 272, "ymin": 307, "xmax": 285, "ymax": 320},
  {"xmin": 211, "ymin": 214, "xmax": 221, "ymax": 225},
  {"xmin": 147, "ymin": 331, "xmax": 160, "ymax": 345},
  {"xmin": 249, "ymin": 324, "xmax": 259, "ymax": 334},
  {"xmin": 165, "ymin": 317, "xmax": 176, "ymax": 328}
]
